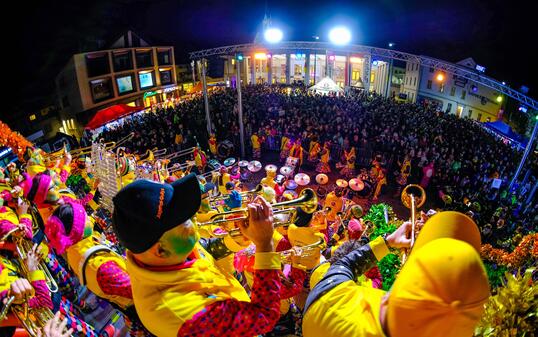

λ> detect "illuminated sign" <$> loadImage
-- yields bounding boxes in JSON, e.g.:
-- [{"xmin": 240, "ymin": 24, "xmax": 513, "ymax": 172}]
[
  {"xmin": 475, "ymin": 64, "xmax": 486, "ymax": 73},
  {"xmin": 143, "ymin": 91, "xmax": 158, "ymax": 99}
]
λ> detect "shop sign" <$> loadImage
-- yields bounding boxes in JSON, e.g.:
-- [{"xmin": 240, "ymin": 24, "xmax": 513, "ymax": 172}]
[{"xmin": 143, "ymin": 91, "xmax": 158, "ymax": 99}]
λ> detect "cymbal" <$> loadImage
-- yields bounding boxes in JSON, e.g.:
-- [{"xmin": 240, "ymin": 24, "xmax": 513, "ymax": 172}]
[
  {"xmin": 315, "ymin": 173, "xmax": 329, "ymax": 185},
  {"xmin": 265, "ymin": 164, "xmax": 277, "ymax": 172},
  {"xmin": 224, "ymin": 157, "xmax": 236, "ymax": 167},
  {"xmin": 284, "ymin": 180, "xmax": 298, "ymax": 190},
  {"xmin": 349, "ymin": 178, "xmax": 364, "ymax": 191},
  {"xmin": 247, "ymin": 160, "xmax": 262, "ymax": 172},
  {"xmin": 336, "ymin": 179, "xmax": 349, "ymax": 188},
  {"xmin": 275, "ymin": 174, "xmax": 286, "ymax": 183},
  {"xmin": 238, "ymin": 160, "xmax": 249, "ymax": 167},
  {"xmin": 280, "ymin": 166, "xmax": 293, "ymax": 176},
  {"xmin": 294, "ymin": 173, "xmax": 310, "ymax": 186}
]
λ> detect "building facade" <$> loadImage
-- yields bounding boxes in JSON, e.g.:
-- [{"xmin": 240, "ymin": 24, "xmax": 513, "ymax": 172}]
[
  {"xmin": 206, "ymin": 43, "xmax": 508, "ymax": 123},
  {"xmin": 56, "ymin": 31, "xmax": 179, "ymax": 136}
]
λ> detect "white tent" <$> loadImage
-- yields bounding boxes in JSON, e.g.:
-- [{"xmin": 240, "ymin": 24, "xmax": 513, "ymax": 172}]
[{"xmin": 308, "ymin": 77, "xmax": 344, "ymax": 95}]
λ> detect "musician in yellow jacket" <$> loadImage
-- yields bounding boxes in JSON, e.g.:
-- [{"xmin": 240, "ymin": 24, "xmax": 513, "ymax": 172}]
[
  {"xmin": 251, "ymin": 133, "xmax": 261, "ymax": 159},
  {"xmin": 302, "ymin": 212, "xmax": 490, "ymax": 337},
  {"xmin": 45, "ymin": 202, "xmax": 133, "ymax": 309},
  {"xmin": 112, "ymin": 174, "xmax": 282, "ymax": 337}
]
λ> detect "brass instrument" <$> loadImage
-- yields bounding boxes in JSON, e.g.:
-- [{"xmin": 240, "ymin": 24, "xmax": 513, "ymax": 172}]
[
  {"xmin": 198, "ymin": 188, "xmax": 318, "ymax": 237},
  {"xmin": 400, "ymin": 184, "xmax": 426, "ymax": 263},
  {"xmin": 163, "ymin": 147, "xmax": 196, "ymax": 161},
  {"xmin": 206, "ymin": 184, "xmax": 263, "ymax": 206},
  {"xmin": 15, "ymin": 236, "xmax": 59, "ymax": 293},
  {"xmin": 0, "ymin": 296, "xmax": 56, "ymax": 337},
  {"xmin": 168, "ymin": 160, "xmax": 196, "ymax": 173},
  {"xmin": 280, "ymin": 238, "xmax": 326, "ymax": 264}
]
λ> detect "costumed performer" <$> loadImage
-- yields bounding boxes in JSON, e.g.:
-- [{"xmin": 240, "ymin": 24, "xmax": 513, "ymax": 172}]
[
  {"xmin": 316, "ymin": 141, "xmax": 331, "ymax": 173},
  {"xmin": 289, "ymin": 139, "xmax": 304, "ymax": 168},
  {"xmin": 339, "ymin": 146, "xmax": 356, "ymax": 179},
  {"xmin": 112, "ymin": 174, "xmax": 282, "ymax": 337},
  {"xmin": 260, "ymin": 166, "xmax": 277, "ymax": 190},
  {"xmin": 208, "ymin": 134, "xmax": 218, "ymax": 158},
  {"xmin": 302, "ymin": 212, "xmax": 490, "ymax": 337}
]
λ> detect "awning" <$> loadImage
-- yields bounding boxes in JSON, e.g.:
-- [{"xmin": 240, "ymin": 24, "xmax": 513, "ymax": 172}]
[
  {"xmin": 308, "ymin": 77, "xmax": 344, "ymax": 95},
  {"xmin": 483, "ymin": 120, "xmax": 528, "ymax": 147},
  {"xmin": 86, "ymin": 104, "xmax": 144, "ymax": 129}
]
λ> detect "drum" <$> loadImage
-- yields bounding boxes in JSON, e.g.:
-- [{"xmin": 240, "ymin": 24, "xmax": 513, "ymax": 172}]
[
  {"xmin": 315, "ymin": 173, "xmax": 329, "ymax": 185},
  {"xmin": 284, "ymin": 180, "xmax": 298, "ymax": 190},
  {"xmin": 348, "ymin": 178, "xmax": 364, "ymax": 191},
  {"xmin": 217, "ymin": 140, "xmax": 234, "ymax": 157},
  {"xmin": 280, "ymin": 166, "xmax": 293, "ymax": 178},
  {"xmin": 294, "ymin": 173, "xmax": 310, "ymax": 186},
  {"xmin": 336, "ymin": 179, "xmax": 348, "ymax": 188},
  {"xmin": 247, "ymin": 161, "xmax": 262, "ymax": 173},
  {"xmin": 283, "ymin": 190, "xmax": 298, "ymax": 200},
  {"xmin": 224, "ymin": 157, "xmax": 236, "ymax": 167},
  {"xmin": 316, "ymin": 186, "xmax": 328, "ymax": 199},
  {"xmin": 275, "ymin": 174, "xmax": 286, "ymax": 184},
  {"xmin": 356, "ymin": 180, "xmax": 372, "ymax": 198},
  {"xmin": 265, "ymin": 164, "xmax": 278, "ymax": 172},
  {"xmin": 238, "ymin": 160, "xmax": 249, "ymax": 168}
]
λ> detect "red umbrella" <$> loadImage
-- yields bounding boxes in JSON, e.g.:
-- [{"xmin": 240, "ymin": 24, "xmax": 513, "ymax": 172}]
[{"xmin": 86, "ymin": 104, "xmax": 144, "ymax": 129}]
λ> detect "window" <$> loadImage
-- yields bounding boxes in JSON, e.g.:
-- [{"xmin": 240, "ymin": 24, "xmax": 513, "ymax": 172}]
[
  {"xmin": 113, "ymin": 50, "xmax": 133, "ymax": 72},
  {"xmin": 477, "ymin": 113, "xmax": 482, "ymax": 121},
  {"xmin": 138, "ymin": 71, "xmax": 155, "ymax": 89},
  {"xmin": 89, "ymin": 78, "xmax": 113, "ymax": 103},
  {"xmin": 427, "ymin": 80, "xmax": 432, "ymax": 89},
  {"xmin": 159, "ymin": 69, "xmax": 173, "ymax": 85},
  {"xmin": 439, "ymin": 83, "xmax": 445, "ymax": 93},
  {"xmin": 446, "ymin": 103, "xmax": 452, "ymax": 113},
  {"xmin": 429, "ymin": 67, "xmax": 434, "ymax": 73},
  {"xmin": 86, "ymin": 52, "xmax": 110, "ymax": 78},
  {"xmin": 450, "ymin": 87, "xmax": 456, "ymax": 96},
  {"xmin": 413, "ymin": 77, "xmax": 417, "ymax": 86},
  {"xmin": 62, "ymin": 96, "xmax": 70, "ymax": 108},
  {"xmin": 352, "ymin": 70, "xmax": 360, "ymax": 81},
  {"xmin": 136, "ymin": 49, "xmax": 153, "ymax": 68},
  {"xmin": 294, "ymin": 64, "xmax": 302, "ymax": 75},
  {"xmin": 468, "ymin": 109, "xmax": 473, "ymax": 117},
  {"xmin": 115, "ymin": 74, "xmax": 136, "ymax": 95},
  {"xmin": 29, "ymin": 114, "xmax": 36, "ymax": 121},
  {"xmin": 461, "ymin": 90, "xmax": 466, "ymax": 100},
  {"xmin": 157, "ymin": 49, "xmax": 172, "ymax": 65}
]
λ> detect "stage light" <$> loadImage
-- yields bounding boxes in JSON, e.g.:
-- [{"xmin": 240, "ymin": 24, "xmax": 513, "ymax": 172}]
[
  {"xmin": 254, "ymin": 53, "xmax": 267, "ymax": 60},
  {"xmin": 388, "ymin": 42, "xmax": 395, "ymax": 48},
  {"xmin": 436, "ymin": 73, "xmax": 445, "ymax": 82},
  {"xmin": 264, "ymin": 28, "xmax": 283, "ymax": 43},
  {"xmin": 496, "ymin": 95, "xmax": 503, "ymax": 103},
  {"xmin": 236, "ymin": 53, "xmax": 244, "ymax": 61},
  {"xmin": 329, "ymin": 26, "xmax": 351, "ymax": 45},
  {"xmin": 502, "ymin": 81, "xmax": 506, "ymax": 85},
  {"xmin": 328, "ymin": 54, "xmax": 335, "ymax": 61}
]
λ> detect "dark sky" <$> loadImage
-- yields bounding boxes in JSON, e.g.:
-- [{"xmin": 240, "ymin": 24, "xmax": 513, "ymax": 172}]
[{"xmin": 6, "ymin": 0, "xmax": 535, "ymax": 114}]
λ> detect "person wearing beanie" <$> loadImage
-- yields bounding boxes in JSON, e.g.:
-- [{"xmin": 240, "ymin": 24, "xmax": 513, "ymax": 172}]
[
  {"xmin": 302, "ymin": 211, "xmax": 490, "ymax": 337},
  {"xmin": 224, "ymin": 181, "xmax": 242, "ymax": 210},
  {"xmin": 112, "ymin": 173, "xmax": 282, "ymax": 337},
  {"xmin": 20, "ymin": 171, "xmax": 97, "ymax": 222},
  {"xmin": 261, "ymin": 166, "xmax": 277, "ymax": 190},
  {"xmin": 217, "ymin": 166, "xmax": 233, "ymax": 195},
  {"xmin": 323, "ymin": 188, "xmax": 344, "ymax": 223},
  {"xmin": 44, "ymin": 202, "xmax": 133, "ymax": 310}
]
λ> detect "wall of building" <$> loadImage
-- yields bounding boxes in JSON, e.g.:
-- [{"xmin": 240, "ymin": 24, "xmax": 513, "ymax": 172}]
[
  {"xmin": 401, "ymin": 61, "xmax": 421, "ymax": 103},
  {"xmin": 416, "ymin": 66, "xmax": 502, "ymax": 121}
]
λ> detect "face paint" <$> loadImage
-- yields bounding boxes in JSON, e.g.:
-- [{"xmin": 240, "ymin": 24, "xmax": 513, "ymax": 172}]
[
  {"xmin": 46, "ymin": 180, "xmax": 60, "ymax": 202},
  {"xmin": 164, "ymin": 220, "xmax": 199, "ymax": 256}
]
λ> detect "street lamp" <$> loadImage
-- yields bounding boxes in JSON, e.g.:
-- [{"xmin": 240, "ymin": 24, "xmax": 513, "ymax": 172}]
[
  {"xmin": 436, "ymin": 73, "xmax": 445, "ymax": 82},
  {"xmin": 264, "ymin": 28, "xmax": 283, "ymax": 43},
  {"xmin": 329, "ymin": 26, "xmax": 351, "ymax": 45},
  {"xmin": 388, "ymin": 42, "xmax": 395, "ymax": 48}
]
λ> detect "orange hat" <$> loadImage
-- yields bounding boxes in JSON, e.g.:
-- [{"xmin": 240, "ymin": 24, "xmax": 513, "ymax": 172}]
[{"xmin": 387, "ymin": 212, "xmax": 490, "ymax": 337}]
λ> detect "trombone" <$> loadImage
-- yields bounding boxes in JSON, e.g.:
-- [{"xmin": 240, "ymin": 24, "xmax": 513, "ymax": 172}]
[
  {"xmin": 280, "ymin": 238, "xmax": 326, "ymax": 264},
  {"xmin": 0, "ymin": 296, "xmax": 57, "ymax": 337},
  {"xmin": 198, "ymin": 188, "xmax": 318, "ymax": 237},
  {"xmin": 163, "ymin": 147, "xmax": 196, "ymax": 161},
  {"xmin": 400, "ymin": 184, "xmax": 426, "ymax": 263}
]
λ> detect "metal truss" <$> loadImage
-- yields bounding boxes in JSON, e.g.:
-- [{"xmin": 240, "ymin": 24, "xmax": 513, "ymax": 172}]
[{"xmin": 189, "ymin": 41, "xmax": 537, "ymax": 110}]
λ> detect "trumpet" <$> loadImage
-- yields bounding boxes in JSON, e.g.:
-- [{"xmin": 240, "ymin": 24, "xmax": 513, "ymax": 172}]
[
  {"xmin": 280, "ymin": 238, "xmax": 326, "ymax": 264},
  {"xmin": 198, "ymin": 188, "xmax": 318, "ymax": 237},
  {"xmin": 206, "ymin": 184, "xmax": 263, "ymax": 205},
  {"xmin": 15, "ymin": 236, "xmax": 59, "ymax": 293},
  {"xmin": 0, "ymin": 296, "xmax": 57, "ymax": 337},
  {"xmin": 400, "ymin": 184, "xmax": 426, "ymax": 263},
  {"xmin": 168, "ymin": 160, "xmax": 196, "ymax": 173}
]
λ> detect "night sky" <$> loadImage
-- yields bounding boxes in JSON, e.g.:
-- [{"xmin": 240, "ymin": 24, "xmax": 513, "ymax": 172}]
[{"xmin": 6, "ymin": 0, "xmax": 535, "ymax": 115}]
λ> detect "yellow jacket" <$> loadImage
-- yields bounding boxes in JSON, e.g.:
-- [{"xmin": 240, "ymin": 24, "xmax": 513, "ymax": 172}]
[
  {"xmin": 126, "ymin": 244, "xmax": 251, "ymax": 337},
  {"xmin": 66, "ymin": 235, "xmax": 133, "ymax": 309},
  {"xmin": 251, "ymin": 134, "xmax": 260, "ymax": 149}
]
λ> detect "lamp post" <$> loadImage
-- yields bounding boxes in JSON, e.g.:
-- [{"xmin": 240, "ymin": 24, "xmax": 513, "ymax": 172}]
[
  {"xmin": 200, "ymin": 59, "xmax": 211, "ymax": 135},
  {"xmin": 235, "ymin": 54, "xmax": 245, "ymax": 158}
]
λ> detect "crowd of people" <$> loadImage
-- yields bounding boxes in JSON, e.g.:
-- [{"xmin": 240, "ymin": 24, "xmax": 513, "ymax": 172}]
[{"xmin": 97, "ymin": 85, "xmax": 537, "ymax": 249}]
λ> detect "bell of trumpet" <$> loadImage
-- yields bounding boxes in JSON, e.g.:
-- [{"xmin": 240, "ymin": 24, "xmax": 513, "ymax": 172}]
[
  {"xmin": 199, "ymin": 188, "xmax": 318, "ymax": 237},
  {"xmin": 400, "ymin": 184, "xmax": 427, "ymax": 263},
  {"xmin": 0, "ymin": 296, "xmax": 55, "ymax": 337}
]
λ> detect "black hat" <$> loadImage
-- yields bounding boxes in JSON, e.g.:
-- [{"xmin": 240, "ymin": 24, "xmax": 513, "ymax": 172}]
[{"xmin": 112, "ymin": 173, "xmax": 201, "ymax": 253}]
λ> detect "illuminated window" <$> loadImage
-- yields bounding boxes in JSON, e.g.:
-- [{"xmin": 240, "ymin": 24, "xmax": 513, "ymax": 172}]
[
  {"xmin": 352, "ymin": 70, "xmax": 360, "ymax": 81},
  {"xmin": 294, "ymin": 64, "xmax": 302, "ymax": 75},
  {"xmin": 29, "ymin": 114, "xmax": 36, "ymax": 121}
]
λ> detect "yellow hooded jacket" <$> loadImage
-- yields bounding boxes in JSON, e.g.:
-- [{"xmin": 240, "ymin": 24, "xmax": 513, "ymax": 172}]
[{"xmin": 126, "ymin": 244, "xmax": 250, "ymax": 337}]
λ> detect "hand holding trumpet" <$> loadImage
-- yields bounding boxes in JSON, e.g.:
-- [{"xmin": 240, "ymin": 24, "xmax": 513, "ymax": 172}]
[{"xmin": 238, "ymin": 196, "xmax": 275, "ymax": 253}]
